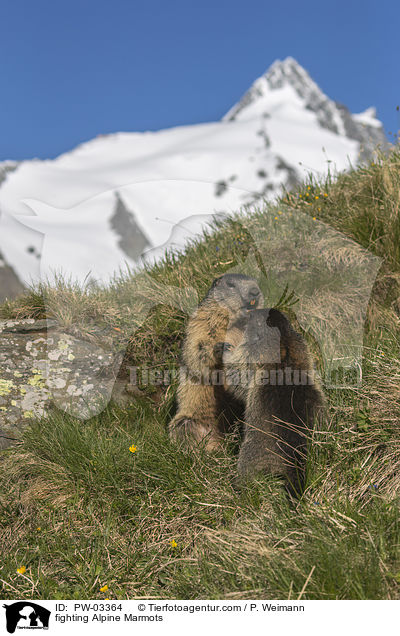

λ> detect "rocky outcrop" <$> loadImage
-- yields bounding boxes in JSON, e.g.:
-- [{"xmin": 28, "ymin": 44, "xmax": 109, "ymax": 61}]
[
  {"xmin": 110, "ymin": 192, "xmax": 151, "ymax": 261},
  {"xmin": 335, "ymin": 104, "xmax": 388, "ymax": 161},
  {"xmin": 0, "ymin": 319, "xmax": 124, "ymax": 450}
]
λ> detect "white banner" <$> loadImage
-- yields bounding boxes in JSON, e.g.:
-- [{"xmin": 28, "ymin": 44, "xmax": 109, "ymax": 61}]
[{"xmin": 0, "ymin": 599, "xmax": 398, "ymax": 635}]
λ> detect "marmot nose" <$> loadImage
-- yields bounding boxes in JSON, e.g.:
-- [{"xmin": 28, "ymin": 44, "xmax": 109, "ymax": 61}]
[{"xmin": 248, "ymin": 286, "xmax": 260, "ymax": 298}]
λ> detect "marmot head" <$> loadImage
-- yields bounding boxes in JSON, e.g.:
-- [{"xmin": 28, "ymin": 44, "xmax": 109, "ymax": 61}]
[
  {"xmin": 205, "ymin": 274, "xmax": 263, "ymax": 315},
  {"xmin": 226, "ymin": 308, "xmax": 309, "ymax": 370}
]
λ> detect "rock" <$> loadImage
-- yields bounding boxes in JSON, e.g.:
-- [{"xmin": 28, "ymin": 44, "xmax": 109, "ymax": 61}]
[
  {"xmin": 110, "ymin": 191, "xmax": 151, "ymax": 262},
  {"xmin": 0, "ymin": 319, "xmax": 125, "ymax": 449},
  {"xmin": 1, "ymin": 319, "xmax": 58, "ymax": 333}
]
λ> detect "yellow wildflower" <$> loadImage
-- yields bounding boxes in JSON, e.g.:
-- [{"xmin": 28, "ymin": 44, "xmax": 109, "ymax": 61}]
[
  {"xmin": 274, "ymin": 216, "xmax": 278, "ymax": 220},
  {"xmin": 170, "ymin": 540, "xmax": 178, "ymax": 548},
  {"xmin": 312, "ymin": 217, "xmax": 317, "ymax": 221},
  {"xmin": 17, "ymin": 566, "xmax": 26, "ymax": 575},
  {"xmin": 129, "ymin": 444, "xmax": 137, "ymax": 453},
  {"xmin": 100, "ymin": 585, "xmax": 108, "ymax": 593}
]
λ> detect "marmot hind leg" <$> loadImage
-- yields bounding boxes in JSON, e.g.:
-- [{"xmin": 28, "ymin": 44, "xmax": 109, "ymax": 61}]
[
  {"xmin": 169, "ymin": 415, "xmax": 223, "ymax": 451},
  {"xmin": 168, "ymin": 383, "xmax": 225, "ymax": 451}
]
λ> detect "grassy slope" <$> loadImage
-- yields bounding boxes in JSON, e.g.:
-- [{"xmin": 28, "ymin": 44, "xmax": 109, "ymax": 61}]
[{"xmin": 1, "ymin": 150, "xmax": 400, "ymax": 600}]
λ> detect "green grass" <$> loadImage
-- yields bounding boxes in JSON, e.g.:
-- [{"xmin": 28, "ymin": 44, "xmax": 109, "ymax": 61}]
[
  {"xmin": 1, "ymin": 148, "xmax": 400, "ymax": 600},
  {"xmin": 1, "ymin": 399, "xmax": 399, "ymax": 600}
]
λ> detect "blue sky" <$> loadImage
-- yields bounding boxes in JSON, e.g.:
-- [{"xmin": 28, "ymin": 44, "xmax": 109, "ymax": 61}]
[{"xmin": 0, "ymin": 0, "xmax": 398, "ymax": 160}]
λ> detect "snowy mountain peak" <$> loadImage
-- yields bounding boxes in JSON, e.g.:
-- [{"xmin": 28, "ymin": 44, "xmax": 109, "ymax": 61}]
[
  {"xmin": 264, "ymin": 56, "xmax": 320, "ymax": 93},
  {"xmin": 224, "ymin": 57, "xmax": 335, "ymax": 125},
  {"xmin": 224, "ymin": 57, "xmax": 387, "ymax": 160}
]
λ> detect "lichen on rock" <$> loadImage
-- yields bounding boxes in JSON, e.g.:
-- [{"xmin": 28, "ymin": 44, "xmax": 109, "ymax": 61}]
[{"xmin": 0, "ymin": 319, "xmax": 124, "ymax": 449}]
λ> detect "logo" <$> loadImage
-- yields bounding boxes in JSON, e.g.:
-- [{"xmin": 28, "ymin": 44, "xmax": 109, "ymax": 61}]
[{"xmin": 2, "ymin": 603, "xmax": 50, "ymax": 634}]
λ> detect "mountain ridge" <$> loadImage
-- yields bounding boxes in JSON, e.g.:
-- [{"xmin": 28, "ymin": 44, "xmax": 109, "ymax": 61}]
[
  {"xmin": 0, "ymin": 57, "xmax": 388, "ymax": 292},
  {"xmin": 225, "ymin": 57, "xmax": 386, "ymax": 160}
]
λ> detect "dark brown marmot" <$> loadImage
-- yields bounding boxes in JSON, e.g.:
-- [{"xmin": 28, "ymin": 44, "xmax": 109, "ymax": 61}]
[
  {"xmin": 223, "ymin": 308, "xmax": 324, "ymax": 490},
  {"xmin": 169, "ymin": 273, "xmax": 263, "ymax": 450}
]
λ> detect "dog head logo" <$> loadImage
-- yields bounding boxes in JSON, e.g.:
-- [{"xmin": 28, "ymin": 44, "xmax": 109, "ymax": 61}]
[{"xmin": 2, "ymin": 602, "xmax": 50, "ymax": 634}]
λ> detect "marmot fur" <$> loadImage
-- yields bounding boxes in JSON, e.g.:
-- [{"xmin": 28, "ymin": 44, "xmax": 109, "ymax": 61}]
[
  {"xmin": 169, "ymin": 274, "xmax": 263, "ymax": 450},
  {"xmin": 223, "ymin": 308, "xmax": 324, "ymax": 489}
]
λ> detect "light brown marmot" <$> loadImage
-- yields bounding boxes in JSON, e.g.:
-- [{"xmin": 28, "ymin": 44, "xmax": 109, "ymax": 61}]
[
  {"xmin": 169, "ymin": 273, "xmax": 263, "ymax": 450},
  {"xmin": 223, "ymin": 308, "xmax": 324, "ymax": 490}
]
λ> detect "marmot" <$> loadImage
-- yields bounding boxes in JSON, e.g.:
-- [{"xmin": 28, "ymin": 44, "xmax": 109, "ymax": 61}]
[
  {"xmin": 169, "ymin": 273, "xmax": 263, "ymax": 450},
  {"xmin": 223, "ymin": 308, "xmax": 324, "ymax": 490}
]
